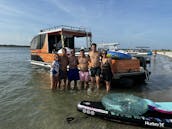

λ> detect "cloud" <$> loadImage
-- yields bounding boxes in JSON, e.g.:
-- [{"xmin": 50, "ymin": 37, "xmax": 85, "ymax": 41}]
[
  {"xmin": 45, "ymin": 0, "xmax": 75, "ymax": 16},
  {"xmin": 0, "ymin": 3, "xmax": 24, "ymax": 16},
  {"xmin": 46, "ymin": 0, "xmax": 103, "ymax": 20}
]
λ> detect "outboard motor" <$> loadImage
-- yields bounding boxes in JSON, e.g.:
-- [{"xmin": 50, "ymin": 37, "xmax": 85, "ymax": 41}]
[{"xmin": 134, "ymin": 56, "xmax": 147, "ymax": 69}]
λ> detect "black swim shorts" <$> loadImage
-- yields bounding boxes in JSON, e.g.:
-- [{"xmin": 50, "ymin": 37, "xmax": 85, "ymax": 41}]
[{"xmin": 90, "ymin": 67, "xmax": 101, "ymax": 77}]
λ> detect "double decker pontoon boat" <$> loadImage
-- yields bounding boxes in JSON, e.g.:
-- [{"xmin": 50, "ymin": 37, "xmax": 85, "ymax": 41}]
[
  {"xmin": 30, "ymin": 25, "xmax": 150, "ymax": 83},
  {"xmin": 30, "ymin": 25, "xmax": 92, "ymax": 67}
]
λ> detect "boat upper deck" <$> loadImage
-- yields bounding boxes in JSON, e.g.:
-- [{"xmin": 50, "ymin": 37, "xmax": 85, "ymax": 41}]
[{"xmin": 38, "ymin": 25, "xmax": 92, "ymax": 37}]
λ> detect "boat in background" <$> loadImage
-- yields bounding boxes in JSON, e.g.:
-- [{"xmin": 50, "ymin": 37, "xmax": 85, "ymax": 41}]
[
  {"xmin": 96, "ymin": 43, "xmax": 132, "ymax": 59},
  {"xmin": 136, "ymin": 47, "xmax": 152, "ymax": 56},
  {"xmin": 129, "ymin": 47, "xmax": 153, "ymax": 64}
]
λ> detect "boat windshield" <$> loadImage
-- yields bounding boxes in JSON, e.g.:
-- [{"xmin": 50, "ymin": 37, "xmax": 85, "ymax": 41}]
[{"xmin": 101, "ymin": 93, "xmax": 150, "ymax": 116}]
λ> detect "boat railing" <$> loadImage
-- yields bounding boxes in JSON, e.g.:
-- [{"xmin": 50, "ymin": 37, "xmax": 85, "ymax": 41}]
[{"xmin": 40, "ymin": 25, "xmax": 87, "ymax": 33}]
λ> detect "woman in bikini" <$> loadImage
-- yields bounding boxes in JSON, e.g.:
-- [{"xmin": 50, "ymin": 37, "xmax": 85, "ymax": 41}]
[{"xmin": 101, "ymin": 50, "xmax": 113, "ymax": 92}]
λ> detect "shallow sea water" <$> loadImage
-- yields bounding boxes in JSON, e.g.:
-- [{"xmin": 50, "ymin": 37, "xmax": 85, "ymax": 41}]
[{"xmin": 0, "ymin": 47, "xmax": 172, "ymax": 129}]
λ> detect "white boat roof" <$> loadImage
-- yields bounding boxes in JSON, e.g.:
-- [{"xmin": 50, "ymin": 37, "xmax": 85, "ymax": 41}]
[
  {"xmin": 97, "ymin": 43, "xmax": 120, "ymax": 47},
  {"xmin": 136, "ymin": 46, "xmax": 150, "ymax": 49},
  {"xmin": 38, "ymin": 25, "xmax": 91, "ymax": 35}
]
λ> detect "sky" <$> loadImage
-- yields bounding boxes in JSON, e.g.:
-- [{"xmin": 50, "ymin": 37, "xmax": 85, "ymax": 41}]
[{"xmin": 0, "ymin": 0, "xmax": 172, "ymax": 49}]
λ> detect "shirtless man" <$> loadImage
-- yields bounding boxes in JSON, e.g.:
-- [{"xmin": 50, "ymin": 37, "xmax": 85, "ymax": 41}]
[
  {"xmin": 68, "ymin": 49, "xmax": 79, "ymax": 90},
  {"xmin": 78, "ymin": 49, "xmax": 90, "ymax": 89},
  {"xmin": 88, "ymin": 43, "xmax": 101, "ymax": 90},
  {"xmin": 59, "ymin": 48, "xmax": 69, "ymax": 90}
]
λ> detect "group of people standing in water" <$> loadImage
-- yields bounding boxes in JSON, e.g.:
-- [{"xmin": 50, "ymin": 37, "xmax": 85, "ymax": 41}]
[{"xmin": 50, "ymin": 43, "xmax": 114, "ymax": 92}]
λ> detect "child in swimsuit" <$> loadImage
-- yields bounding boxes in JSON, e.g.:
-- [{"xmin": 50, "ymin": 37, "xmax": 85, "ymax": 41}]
[{"xmin": 50, "ymin": 54, "xmax": 60, "ymax": 90}]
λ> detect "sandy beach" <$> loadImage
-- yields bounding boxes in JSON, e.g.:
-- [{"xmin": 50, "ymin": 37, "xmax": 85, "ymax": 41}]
[{"xmin": 157, "ymin": 51, "xmax": 172, "ymax": 58}]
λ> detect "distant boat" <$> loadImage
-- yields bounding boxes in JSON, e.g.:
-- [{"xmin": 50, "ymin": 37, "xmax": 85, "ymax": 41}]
[
  {"xmin": 134, "ymin": 46, "xmax": 153, "ymax": 56},
  {"xmin": 107, "ymin": 50, "xmax": 132, "ymax": 59},
  {"xmin": 128, "ymin": 47, "xmax": 153, "ymax": 64},
  {"xmin": 97, "ymin": 43, "xmax": 132, "ymax": 59}
]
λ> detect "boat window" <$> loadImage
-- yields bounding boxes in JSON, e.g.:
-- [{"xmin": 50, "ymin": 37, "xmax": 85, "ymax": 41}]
[
  {"xmin": 48, "ymin": 35, "xmax": 61, "ymax": 53},
  {"xmin": 30, "ymin": 34, "xmax": 46, "ymax": 49},
  {"xmin": 75, "ymin": 37, "xmax": 88, "ymax": 49},
  {"xmin": 64, "ymin": 36, "xmax": 74, "ymax": 49},
  {"xmin": 40, "ymin": 34, "xmax": 46, "ymax": 48}
]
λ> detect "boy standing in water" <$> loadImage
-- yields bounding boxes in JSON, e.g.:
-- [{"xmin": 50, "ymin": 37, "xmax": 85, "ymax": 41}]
[
  {"xmin": 88, "ymin": 43, "xmax": 101, "ymax": 90},
  {"xmin": 67, "ymin": 49, "xmax": 79, "ymax": 90},
  {"xmin": 59, "ymin": 48, "xmax": 69, "ymax": 90},
  {"xmin": 50, "ymin": 54, "xmax": 60, "ymax": 90},
  {"xmin": 78, "ymin": 49, "xmax": 90, "ymax": 89}
]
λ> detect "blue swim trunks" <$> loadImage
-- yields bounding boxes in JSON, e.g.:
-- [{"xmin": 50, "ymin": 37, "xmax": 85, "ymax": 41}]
[{"xmin": 68, "ymin": 68, "xmax": 79, "ymax": 81}]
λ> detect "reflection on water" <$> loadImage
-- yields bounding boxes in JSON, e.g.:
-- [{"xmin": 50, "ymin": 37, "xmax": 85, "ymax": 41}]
[{"xmin": 0, "ymin": 47, "xmax": 172, "ymax": 129}]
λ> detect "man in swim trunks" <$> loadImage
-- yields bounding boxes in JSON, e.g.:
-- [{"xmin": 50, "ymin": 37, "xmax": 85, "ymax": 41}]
[
  {"xmin": 78, "ymin": 49, "xmax": 90, "ymax": 89},
  {"xmin": 59, "ymin": 48, "xmax": 69, "ymax": 90},
  {"xmin": 67, "ymin": 49, "xmax": 79, "ymax": 90},
  {"xmin": 88, "ymin": 43, "xmax": 101, "ymax": 90}
]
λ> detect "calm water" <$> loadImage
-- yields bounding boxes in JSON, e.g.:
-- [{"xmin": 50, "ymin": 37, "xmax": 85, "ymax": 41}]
[{"xmin": 0, "ymin": 47, "xmax": 172, "ymax": 129}]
